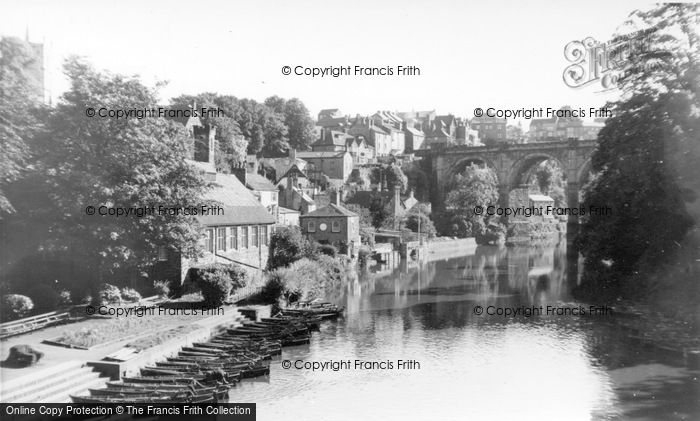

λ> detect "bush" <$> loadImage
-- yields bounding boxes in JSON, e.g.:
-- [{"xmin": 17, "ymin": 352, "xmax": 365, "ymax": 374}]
[
  {"xmin": 189, "ymin": 265, "xmax": 233, "ymax": 307},
  {"xmin": 59, "ymin": 290, "xmax": 73, "ymax": 306},
  {"xmin": 120, "ymin": 287, "xmax": 142, "ymax": 302},
  {"xmin": 267, "ymin": 226, "xmax": 317, "ymax": 270},
  {"xmin": 358, "ymin": 246, "xmax": 372, "ymax": 267},
  {"xmin": 79, "ymin": 290, "xmax": 93, "ymax": 305},
  {"xmin": 153, "ymin": 280, "xmax": 171, "ymax": 298},
  {"xmin": 318, "ymin": 244, "xmax": 338, "ymax": 257},
  {"xmin": 269, "ymin": 257, "xmax": 347, "ymax": 305},
  {"xmin": 260, "ymin": 273, "xmax": 286, "ymax": 303},
  {"xmin": 476, "ymin": 222, "xmax": 506, "ymax": 245},
  {"xmin": 95, "ymin": 283, "xmax": 121, "ymax": 306},
  {"xmin": 1, "ymin": 294, "xmax": 34, "ymax": 321},
  {"xmin": 405, "ymin": 213, "xmax": 437, "ymax": 238},
  {"xmin": 27, "ymin": 284, "xmax": 61, "ymax": 312},
  {"xmin": 335, "ymin": 241, "xmax": 349, "ymax": 255},
  {"xmin": 316, "ymin": 254, "xmax": 346, "ymax": 286}
]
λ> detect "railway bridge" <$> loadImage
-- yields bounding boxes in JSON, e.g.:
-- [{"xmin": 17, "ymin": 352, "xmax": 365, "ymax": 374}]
[{"xmin": 416, "ymin": 139, "xmax": 597, "ymax": 232}]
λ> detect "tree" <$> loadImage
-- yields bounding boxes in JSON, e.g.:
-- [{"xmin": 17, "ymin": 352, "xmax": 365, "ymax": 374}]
[
  {"xmin": 368, "ymin": 195, "xmax": 392, "ymax": 229},
  {"xmin": 236, "ymin": 99, "xmax": 289, "ymax": 157},
  {"xmin": 169, "ymin": 93, "xmax": 248, "ymax": 172},
  {"xmin": 0, "ymin": 37, "xmax": 45, "ymax": 215},
  {"xmin": 404, "ymin": 163, "xmax": 430, "ymax": 201},
  {"xmin": 531, "ymin": 160, "xmax": 566, "ymax": 207},
  {"xmin": 267, "ymin": 226, "xmax": 316, "ymax": 270},
  {"xmin": 440, "ymin": 165, "xmax": 501, "ymax": 241},
  {"xmin": 370, "ymin": 164, "xmax": 408, "ymax": 193},
  {"xmin": 506, "ymin": 123, "xmax": 524, "ymax": 143},
  {"xmin": 345, "ymin": 204, "xmax": 376, "ymax": 246},
  {"xmin": 576, "ymin": 3, "xmax": 699, "ymax": 300},
  {"xmin": 405, "ymin": 212, "xmax": 437, "ymax": 238},
  {"xmin": 22, "ymin": 57, "xmax": 209, "ymax": 282},
  {"xmin": 282, "ymin": 98, "xmax": 315, "ymax": 151},
  {"xmin": 264, "ymin": 96, "xmax": 315, "ymax": 151}
]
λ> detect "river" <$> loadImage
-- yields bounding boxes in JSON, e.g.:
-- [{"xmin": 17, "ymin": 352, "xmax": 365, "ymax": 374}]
[{"xmin": 231, "ymin": 237, "xmax": 699, "ymax": 420}]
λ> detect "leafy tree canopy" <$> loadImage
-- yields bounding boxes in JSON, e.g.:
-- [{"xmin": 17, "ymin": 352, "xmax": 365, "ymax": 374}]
[{"xmin": 576, "ymin": 3, "xmax": 699, "ymax": 299}]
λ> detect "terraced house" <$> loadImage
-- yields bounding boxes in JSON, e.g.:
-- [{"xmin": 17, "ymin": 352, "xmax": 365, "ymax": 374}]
[{"xmin": 153, "ymin": 115, "xmax": 275, "ymax": 283}]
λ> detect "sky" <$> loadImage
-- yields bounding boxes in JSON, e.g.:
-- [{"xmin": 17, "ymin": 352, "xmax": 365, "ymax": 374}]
[{"xmin": 0, "ymin": 0, "xmax": 657, "ymax": 127}]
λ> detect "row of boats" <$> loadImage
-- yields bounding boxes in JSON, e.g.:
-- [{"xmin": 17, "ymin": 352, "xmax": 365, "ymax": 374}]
[{"xmin": 70, "ymin": 303, "xmax": 344, "ymax": 403}]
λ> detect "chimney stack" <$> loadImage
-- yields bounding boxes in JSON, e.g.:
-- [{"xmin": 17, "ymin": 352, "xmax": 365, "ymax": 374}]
[
  {"xmin": 289, "ymin": 148, "xmax": 297, "ymax": 160},
  {"xmin": 232, "ymin": 162, "xmax": 246, "ymax": 185},
  {"xmin": 333, "ymin": 188, "xmax": 342, "ymax": 206}
]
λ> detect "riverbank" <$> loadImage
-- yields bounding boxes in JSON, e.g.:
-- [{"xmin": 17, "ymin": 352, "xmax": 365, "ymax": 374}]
[{"xmin": 608, "ymin": 300, "xmax": 700, "ymax": 368}]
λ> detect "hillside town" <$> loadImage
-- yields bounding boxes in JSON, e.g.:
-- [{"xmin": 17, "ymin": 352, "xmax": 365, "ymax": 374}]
[
  {"xmin": 1, "ymin": 2, "xmax": 698, "ymax": 418},
  {"xmin": 156, "ymin": 104, "xmax": 607, "ymax": 285}
]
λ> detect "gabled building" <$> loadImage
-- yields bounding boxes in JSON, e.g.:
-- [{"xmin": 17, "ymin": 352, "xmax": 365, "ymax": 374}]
[
  {"xmin": 424, "ymin": 119, "xmax": 454, "ymax": 148},
  {"xmin": 317, "ymin": 109, "xmax": 351, "ymax": 131},
  {"xmin": 345, "ymin": 185, "xmax": 421, "ymax": 230},
  {"xmin": 402, "ymin": 121, "xmax": 426, "ymax": 151},
  {"xmin": 528, "ymin": 107, "xmax": 605, "ymax": 142},
  {"xmin": 455, "ymin": 118, "xmax": 480, "ymax": 145},
  {"xmin": 470, "ymin": 116, "xmax": 507, "ymax": 145},
  {"xmin": 312, "ymin": 129, "xmax": 375, "ymax": 164},
  {"xmin": 345, "ymin": 136, "xmax": 375, "ymax": 164},
  {"xmin": 397, "ymin": 110, "xmax": 436, "ymax": 128},
  {"xmin": 297, "ymin": 150, "xmax": 354, "ymax": 183},
  {"xmin": 348, "ymin": 116, "xmax": 393, "ymax": 156},
  {"xmin": 277, "ymin": 157, "xmax": 317, "ymax": 215},
  {"xmin": 232, "ymin": 164, "xmax": 280, "ymax": 222},
  {"xmin": 372, "ymin": 111, "xmax": 406, "ymax": 154},
  {"xmin": 314, "ymin": 129, "xmax": 356, "ymax": 152},
  {"xmin": 299, "ymin": 192, "xmax": 360, "ymax": 257}
]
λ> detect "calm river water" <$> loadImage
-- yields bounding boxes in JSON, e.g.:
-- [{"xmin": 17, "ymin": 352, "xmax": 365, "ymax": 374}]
[{"xmin": 232, "ymin": 238, "xmax": 699, "ymax": 421}]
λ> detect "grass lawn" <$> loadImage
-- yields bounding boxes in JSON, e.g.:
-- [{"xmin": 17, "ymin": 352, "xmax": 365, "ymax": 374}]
[{"xmin": 50, "ymin": 295, "xmax": 229, "ymax": 349}]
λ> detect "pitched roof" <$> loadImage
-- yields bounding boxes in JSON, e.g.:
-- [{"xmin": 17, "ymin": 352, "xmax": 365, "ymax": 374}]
[
  {"xmin": 245, "ymin": 173, "xmax": 277, "ymax": 191},
  {"xmin": 277, "ymin": 163, "xmax": 308, "ymax": 183},
  {"xmin": 278, "ymin": 206, "xmax": 300, "ymax": 214},
  {"xmin": 194, "ymin": 170, "xmax": 275, "ymax": 226},
  {"xmin": 186, "ymin": 159, "xmax": 216, "ymax": 174},
  {"xmin": 297, "ymin": 151, "xmax": 347, "ymax": 159},
  {"xmin": 318, "ymin": 130, "xmax": 354, "ymax": 147},
  {"xmin": 301, "ymin": 203, "xmax": 358, "ymax": 218},
  {"xmin": 369, "ymin": 125, "xmax": 389, "ymax": 135},
  {"xmin": 435, "ymin": 115, "xmax": 456, "ymax": 127},
  {"xmin": 471, "ymin": 116, "xmax": 507, "ymax": 124},
  {"xmin": 404, "ymin": 126, "xmax": 424, "ymax": 136},
  {"xmin": 529, "ymin": 194, "xmax": 554, "ymax": 202},
  {"xmin": 268, "ymin": 156, "xmax": 309, "ymax": 182}
]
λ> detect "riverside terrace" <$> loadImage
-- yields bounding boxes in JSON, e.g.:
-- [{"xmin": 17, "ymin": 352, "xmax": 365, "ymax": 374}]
[
  {"xmin": 0, "ymin": 299, "xmax": 344, "ymax": 403},
  {"xmin": 91, "ymin": 305, "xmax": 224, "ymax": 318}
]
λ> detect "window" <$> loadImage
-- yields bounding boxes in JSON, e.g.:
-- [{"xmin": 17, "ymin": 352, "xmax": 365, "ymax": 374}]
[
  {"xmin": 251, "ymin": 225, "xmax": 258, "ymax": 247},
  {"xmin": 205, "ymin": 229, "xmax": 214, "ymax": 253},
  {"xmin": 308, "ymin": 221, "xmax": 316, "ymax": 232},
  {"xmin": 241, "ymin": 226, "xmax": 248, "ymax": 249},
  {"xmin": 157, "ymin": 246, "xmax": 168, "ymax": 261},
  {"xmin": 261, "ymin": 226, "xmax": 268, "ymax": 246},
  {"xmin": 331, "ymin": 220, "xmax": 341, "ymax": 233},
  {"xmin": 229, "ymin": 227, "xmax": 238, "ymax": 250},
  {"xmin": 217, "ymin": 227, "xmax": 226, "ymax": 251}
]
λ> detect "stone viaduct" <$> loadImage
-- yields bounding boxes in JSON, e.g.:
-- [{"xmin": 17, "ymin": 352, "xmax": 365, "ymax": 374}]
[{"xmin": 416, "ymin": 139, "xmax": 597, "ymax": 229}]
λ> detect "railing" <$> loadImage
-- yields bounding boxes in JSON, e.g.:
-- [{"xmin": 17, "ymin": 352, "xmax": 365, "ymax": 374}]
[
  {"xmin": 214, "ymin": 251, "xmax": 262, "ymax": 270},
  {"xmin": 0, "ymin": 311, "xmax": 71, "ymax": 339},
  {"xmin": 229, "ymin": 285, "xmax": 263, "ymax": 304}
]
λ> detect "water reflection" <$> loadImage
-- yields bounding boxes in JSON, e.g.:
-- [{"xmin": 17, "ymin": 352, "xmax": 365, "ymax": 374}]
[{"xmin": 231, "ymin": 238, "xmax": 699, "ymax": 421}]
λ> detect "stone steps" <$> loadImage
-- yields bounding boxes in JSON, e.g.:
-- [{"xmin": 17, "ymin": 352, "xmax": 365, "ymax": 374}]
[{"xmin": 1, "ymin": 361, "xmax": 107, "ymax": 403}]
